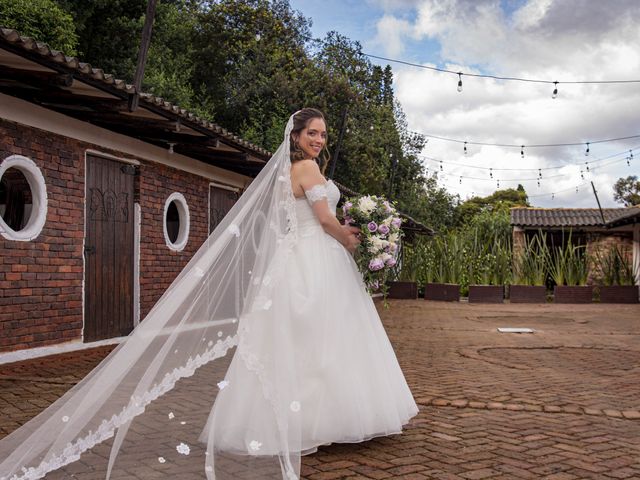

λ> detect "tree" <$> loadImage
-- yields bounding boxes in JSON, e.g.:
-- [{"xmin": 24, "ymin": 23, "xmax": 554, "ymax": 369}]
[
  {"xmin": 0, "ymin": 0, "xmax": 78, "ymax": 54},
  {"xmin": 613, "ymin": 176, "xmax": 640, "ymax": 206},
  {"xmin": 55, "ymin": 0, "xmax": 148, "ymax": 78},
  {"xmin": 455, "ymin": 187, "xmax": 529, "ymax": 226}
]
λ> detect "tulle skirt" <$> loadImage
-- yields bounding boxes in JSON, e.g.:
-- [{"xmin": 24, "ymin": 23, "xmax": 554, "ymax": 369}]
[{"xmin": 201, "ymin": 224, "xmax": 418, "ymax": 456}]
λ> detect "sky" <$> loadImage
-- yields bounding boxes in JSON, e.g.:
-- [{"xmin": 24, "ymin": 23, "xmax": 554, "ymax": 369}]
[{"xmin": 288, "ymin": 0, "xmax": 640, "ymax": 208}]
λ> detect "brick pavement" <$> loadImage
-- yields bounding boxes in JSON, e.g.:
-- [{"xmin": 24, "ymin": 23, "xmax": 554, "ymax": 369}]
[{"xmin": 1, "ymin": 301, "xmax": 639, "ymax": 479}]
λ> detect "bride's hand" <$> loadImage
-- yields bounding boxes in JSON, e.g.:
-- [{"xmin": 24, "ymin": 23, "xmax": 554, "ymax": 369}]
[
  {"xmin": 342, "ymin": 224, "xmax": 360, "ymax": 237},
  {"xmin": 345, "ymin": 233, "xmax": 360, "ymax": 254}
]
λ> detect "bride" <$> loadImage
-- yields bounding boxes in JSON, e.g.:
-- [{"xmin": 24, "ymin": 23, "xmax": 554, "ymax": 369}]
[{"xmin": 0, "ymin": 109, "xmax": 418, "ymax": 480}]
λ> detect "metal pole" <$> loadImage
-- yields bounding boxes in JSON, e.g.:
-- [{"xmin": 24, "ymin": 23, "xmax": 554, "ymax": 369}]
[
  {"xmin": 591, "ymin": 181, "xmax": 607, "ymax": 226},
  {"xmin": 129, "ymin": 0, "xmax": 158, "ymax": 112}
]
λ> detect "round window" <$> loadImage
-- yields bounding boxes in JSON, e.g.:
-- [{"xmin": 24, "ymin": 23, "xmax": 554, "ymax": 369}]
[
  {"xmin": 0, "ymin": 155, "xmax": 48, "ymax": 241},
  {"xmin": 163, "ymin": 192, "xmax": 189, "ymax": 251}
]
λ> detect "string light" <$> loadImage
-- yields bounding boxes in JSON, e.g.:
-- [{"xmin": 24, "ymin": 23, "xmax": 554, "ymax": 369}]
[
  {"xmin": 464, "ymin": 141, "xmax": 468, "ymax": 155},
  {"xmin": 552, "ymin": 81, "xmax": 558, "ymax": 99},
  {"xmin": 552, "ymin": 193, "xmax": 555, "ymax": 200},
  {"xmin": 585, "ymin": 142, "xmax": 590, "ymax": 156},
  {"xmin": 418, "ymin": 133, "xmax": 640, "ymax": 149},
  {"xmin": 419, "ymin": 146, "xmax": 638, "ymax": 173},
  {"xmin": 358, "ymin": 51, "xmax": 640, "ymax": 88},
  {"xmin": 489, "ymin": 168, "xmax": 493, "ymax": 179},
  {"xmin": 580, "ymin": 170, "xmax": 585, "ymax": 180},
  {"xmin": 457, "ymin": 72, "xmax": 463, "ymax": 92},
  {"xmin": 585, "ymin": 161, "xmax": 590, "ymax": 172},
  {"xmin": 459, "ymin": 176, "xmax": 462, "ymax": 184}
]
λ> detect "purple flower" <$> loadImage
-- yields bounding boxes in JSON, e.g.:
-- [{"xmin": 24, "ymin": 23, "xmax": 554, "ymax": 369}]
[
  {"xmin": 391, "ymin": 217, "xmax": 402, "ymax": 228},
  {"xmin": 367, "ymin": 222, "xmax": 378, "ymax": 233},
  {"xmin": 385, "ymin": 257, "xmax": 397, "ymax": 267},
  {"xmin": 378, "ymin": 224, "xmax": 390, "ymax": 235},
  {"xmin": 343, "ymin": 215, "xmax": 354, "ymax": 225},
  {"xmin": 342, "ymin": 201, "xmax": 353, "ymax": 214},
  {"xmin": 370, "ymin": 280, "xmax": 380, "ymax": 290},
  {"xmin": 369, "ymin": 258, "xmax": 384, "ymax": 271},
  {"xmin": 383, "ymin": 201, "xmax": 393, "ymax": 213}
]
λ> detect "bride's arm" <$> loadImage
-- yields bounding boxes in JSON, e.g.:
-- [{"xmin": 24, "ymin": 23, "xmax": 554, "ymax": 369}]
[{"xmin": 295, "ymin": 160, "xmax": 360, "ymax": 253}]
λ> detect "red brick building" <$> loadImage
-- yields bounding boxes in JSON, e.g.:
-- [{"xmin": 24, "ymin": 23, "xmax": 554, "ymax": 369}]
[
  {"xmin": 511, "ymin": 207, "xmax": 640, "ymax": 286},
  {"xmin": 0, "ymin": 29, "xmax": 270, "ymax": 353}
]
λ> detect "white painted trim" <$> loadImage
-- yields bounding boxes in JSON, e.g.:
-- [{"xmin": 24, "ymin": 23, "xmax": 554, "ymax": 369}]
[
  {"xmin": 0, "ymin": 155, "xmax": 48, "ymax": 241},
  {"xmin": 163, "ymin": 192, "xmax": 190, "ymax": 252},
  {"xmin": 0, "ymin": 92, "xmax": 249, "ymax": 188},
  {"xmin": 209, "ymin": 181, "xmax": 241, "ymax": 193},
  {"xmin": 134, "ymin": 202, "xmax": 141, "ymax": 326},
  {"xmin": 0, "ymin": 337, "xmax": 126, "ymax": 366},
  {"xmin": 85, "ymin": 149, "xmax": 140, "ymax": 165}
]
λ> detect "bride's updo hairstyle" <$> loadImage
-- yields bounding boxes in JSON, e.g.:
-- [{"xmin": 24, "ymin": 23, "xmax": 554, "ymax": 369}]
[{"xmin": 290, "ymin": 107, "xmax": 331, "ymax": 174}]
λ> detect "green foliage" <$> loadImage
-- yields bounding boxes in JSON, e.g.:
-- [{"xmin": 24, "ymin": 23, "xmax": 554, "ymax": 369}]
[
  {"xmin": 613, "ymin": 175, "xmax": 640, "ymax": 206},
  {"xmin": 0, "ymin": 0, "xmax": 78, "ymax": 54},
  {"xmin": 549, "ymin": 232, "xmax": 589, "ymax": 286},
  {"xmin": 9, "ymin": 0, "xmax": 457, "ymax": 229},
  {"xmin": 456, "ymin": 186, "xmax": 529, "ymax": 226},
  {"xmin": 513, "ymin": 232, "xmax": 550, "ymax": 286}
]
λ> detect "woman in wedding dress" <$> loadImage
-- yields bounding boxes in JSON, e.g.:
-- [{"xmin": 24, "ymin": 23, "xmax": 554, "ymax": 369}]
[
  {"xmin": 0, "ymin": 109, "xmax": 417, "ymax": 480},
  {"xmin": 202, "ymin": 108, "xmax": 418, "ymax": 459}
]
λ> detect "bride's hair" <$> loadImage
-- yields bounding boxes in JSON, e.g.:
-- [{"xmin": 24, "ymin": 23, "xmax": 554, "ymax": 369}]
[{"xmin": 290, "ymin": 107, "xmax": 331, "ymax": 174}]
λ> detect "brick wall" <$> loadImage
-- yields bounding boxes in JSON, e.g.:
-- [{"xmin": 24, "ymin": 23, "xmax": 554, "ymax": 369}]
[
  {"xmin": 138, "ymin": 163, "xmax": 209, "ymax": 318},
  {"xmin": 1, "ymin": 118, "xmax": 213, "ymax": 352},
  {"xmin": 0, "ymin": 119, "xmax": 84, "ymax": 351}
]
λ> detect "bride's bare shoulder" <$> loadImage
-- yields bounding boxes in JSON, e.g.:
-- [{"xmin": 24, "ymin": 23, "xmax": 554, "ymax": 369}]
[
  {"xmin": 290, "ymin": 159, "xmax": 320, "ymax": 180},
  {"xmin": 291, "ymin": 159, "xmax": 320, "ymax": 172}
]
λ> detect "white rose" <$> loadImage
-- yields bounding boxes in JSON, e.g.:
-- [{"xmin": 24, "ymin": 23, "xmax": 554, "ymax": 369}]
[{"xmin": 357, "ymin": 196, "xmax": 376, "ymax": 215}]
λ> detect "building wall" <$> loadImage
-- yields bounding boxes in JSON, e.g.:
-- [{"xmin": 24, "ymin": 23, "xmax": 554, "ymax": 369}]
[
  {"xmin": 138, "ymin": 162, "xmax": 209, "ymax": 318},
  {"xmin": 586, "ymin": 231, "xmax": 634, "ymax": 285},
  {"xmin": 0, "ymin": 117, "xmax": 239, "ymax": 352},
  {"xmin": 1, "ymin": 119, "xmax": 84, "ymax": 351}
]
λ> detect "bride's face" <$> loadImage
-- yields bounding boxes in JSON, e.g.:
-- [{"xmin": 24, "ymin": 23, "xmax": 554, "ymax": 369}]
[{"xmin": 296, "ymin": 118, "xmax": 327, "ymax": 159}]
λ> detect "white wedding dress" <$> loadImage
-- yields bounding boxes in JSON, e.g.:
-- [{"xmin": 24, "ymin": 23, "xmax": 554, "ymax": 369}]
[{"xmin": 203, "ymin": 180, "xmax": 419, "ymax": 457}]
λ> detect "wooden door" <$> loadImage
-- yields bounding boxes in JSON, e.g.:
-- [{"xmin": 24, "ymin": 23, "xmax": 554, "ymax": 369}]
[
  {"xmin": 84, "ymin": 155, "xmax": 135, "ymax": 341},
  {"xmin": 209, "ymin": 185, "xmax": 239, "ymax": 234}
]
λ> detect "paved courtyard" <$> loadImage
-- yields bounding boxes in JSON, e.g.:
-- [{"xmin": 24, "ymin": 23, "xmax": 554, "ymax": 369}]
[{"xmin": 1, "ymin": 301, "xmax": 639, "ymax": 479}]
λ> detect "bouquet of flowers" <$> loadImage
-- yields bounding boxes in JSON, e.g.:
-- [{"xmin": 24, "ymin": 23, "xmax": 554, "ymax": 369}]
[{"xmin": 342, "ymin": 195, "xmax": 404, "ymax": 297}]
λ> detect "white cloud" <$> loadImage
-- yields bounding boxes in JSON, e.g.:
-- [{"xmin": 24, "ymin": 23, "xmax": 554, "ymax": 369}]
[
  {"xmin": 371, "ymin": 0, "xmax": 640, "ymax": 206},
  {"xmin": 372, "ymin": 15, "xmax": 414, "ymax": 57}
]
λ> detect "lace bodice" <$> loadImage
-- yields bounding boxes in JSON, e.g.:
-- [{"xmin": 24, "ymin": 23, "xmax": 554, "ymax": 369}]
[{"xmin": 295, "ymin": 180, "xmax": 341, "ymax": 229}]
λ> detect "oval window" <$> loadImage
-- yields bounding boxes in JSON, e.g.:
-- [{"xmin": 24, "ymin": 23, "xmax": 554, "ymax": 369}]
[
  {"xmin": 163, "ymin": 192, "xmax": 189, "ymax": 251},
  {"xmin": 0, "ymin": 156, "xmax": 48, "ymax": 241}
]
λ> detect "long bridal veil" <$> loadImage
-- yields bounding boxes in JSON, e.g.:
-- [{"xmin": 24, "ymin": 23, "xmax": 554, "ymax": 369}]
[{"xmin": 0, "ymin": 115, "xmax": 303, "ymax": 479}]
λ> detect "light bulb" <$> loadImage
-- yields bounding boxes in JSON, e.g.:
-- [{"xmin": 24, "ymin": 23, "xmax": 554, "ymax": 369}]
[
  {"xmin": 457, "ymin": 73, "xmax": 463, "ymax": 92},
  {"xmin": 552, "ymin": 81, "xmax": 558, "ymax": 99}
]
